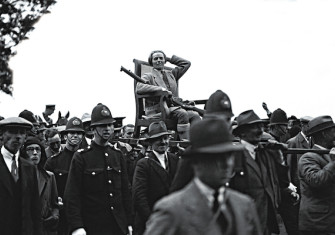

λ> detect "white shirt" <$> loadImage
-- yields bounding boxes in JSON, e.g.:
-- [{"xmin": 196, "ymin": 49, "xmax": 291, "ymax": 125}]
[
  {"xmin": 153, "ymin": 150, "xmax": 167, "ymax": 169},
  {"xmin": 300, "ymin": 131, "xmax": 309, "ymax": 144},
  {"xmin": 1, "ymin": 146, "xmax": 19, "ymax": 172},
  {"xmin": 194, "ymin": 177, "xmax": 225, "ymax": 209},
  {"xmin": 241, "ymin": 139, "xmax": 257, "ymax": 160}
]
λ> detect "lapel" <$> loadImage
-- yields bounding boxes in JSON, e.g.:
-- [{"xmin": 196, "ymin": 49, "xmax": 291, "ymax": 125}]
[
  {"xmin": 166, "ymin": 152, "xmax": 179, "ymax": 176},
  {"xmin": 38, "ymin": 170, "xmax": 49, "ymax": 196},
  {"xmin": 152, "ymin": 69, "xmax": 167, "ymax": 89},
  {"xmin": 183, "ymin": 181, "xmax": 220, "ymax": 235},
  {"xmin": 0, "ymin": 153, "xmax": 14, "ymax": 196},
  {"xmin": 244, "ymin": 150, "xmax": 262, "ymax": 180},
  {"xmin": 297, "ymin": 132, "xmax": 309, "ymax": 149},
  {"xmin": 20, "ymin": 158, "xmax": 31, "ymax": 194},
  {"xmin": 225, "ymin": 190, "xmax": 246, "ymax": 235},
  {"xmin": 147, "ymin": 152, "xmax": 170, "ymax": 188}
]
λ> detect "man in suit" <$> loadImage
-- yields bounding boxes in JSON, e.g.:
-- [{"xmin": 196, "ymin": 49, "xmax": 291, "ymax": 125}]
[
  {"xmin": 298, "ymin": 115, "xmax": 335, "ymax": 235},
  {"xmin": 144, "ymin": 117, "xmax": 261, "ymax": 235},
  {"xmin": 64, "ymin": 104, "xmax": 132, "ymax": 235},
  {"xmin": 231, "ymin": 110, "xmax": 289, "ymax": 235},
  {"xmin": 132, "ymin": 121, "xmax": 179, "ymax": 235},
  {"xmin": 136, "ymin": 50, "xmax": 200, "ymax": 140},
  {"xmin": 0, "ymin": 117, "xmax": 42, "ymax": 235}
]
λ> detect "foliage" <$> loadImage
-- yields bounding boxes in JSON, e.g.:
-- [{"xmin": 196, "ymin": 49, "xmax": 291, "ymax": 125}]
[{"xmin": 0, "ymin": 0, "xmax": 56, "ymax": 95}]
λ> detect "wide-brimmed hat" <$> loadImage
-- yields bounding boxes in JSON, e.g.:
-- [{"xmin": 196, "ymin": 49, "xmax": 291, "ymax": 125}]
[
  {"xmin": 306, "ymin": 115, "xmax": 335, "ymax": 136},
  {"xmin": 269, "ymin": 108, "xmax": 288, "ymax": 126},
  {"xmin": 300, "ymin": 116, "xmax": 313, "ymax": 124},
  {"xmin": 147, "ymin": 121, "xmax": 171, "ymax": 140},
  {"xmin": 183, "ymin": 118, "xmax": 243, "ymax": 156},
  {"xmin": 62, "ymin": 117, "xmax": 85, "ymax": 134},
  {"xmin": 233, "ymin": 110, "xmax": 266, "ymax": 135},
  {"xmin": 81, "ymin": 113, "xmax": 91, "ymax": 123},
  {"xmin": 204, "ymin": 90, "xmax": 233, "ymax": 118},
  {"xmin": 0, "ymin": 117, "xmax": 33, "ymax": 129}
]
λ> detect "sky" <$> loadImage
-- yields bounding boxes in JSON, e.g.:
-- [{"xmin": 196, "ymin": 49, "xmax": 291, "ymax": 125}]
[{"xmin": 1, "ymin": 0, "xmax": 335, "ymax": 125}]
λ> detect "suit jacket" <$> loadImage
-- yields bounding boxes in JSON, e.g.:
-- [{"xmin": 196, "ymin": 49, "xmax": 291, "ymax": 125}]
[
  {"xmin": 38, "ymin": 169, "xmax": 59, "ymax": 235},
  {"xmin": 144, "ymin": 180, "xmax": 262, "ymax": 235},
  {"xmin": 132, "ymin": 151, "xmax": 179, "ymax": 235},
  {"xmin": 64, "ymin": 141, "xmax": 132, "ymax": 234},
  {"xmin": 230, "ymin": 148, "xmax": 288, "ymax": 234},
  {"xmin": 286, "ymin": 132, "xmax": 310, "ymax": 191},
  {"xmin": 136, "ymin": 55, "xmax": 191, "ymax": 116},
  {"xmin": 0, "ymin": 154, "xmax": 42, "ymax": 235},
  {"xmin": 298, "ymin": 145, "xmax": 335, "ymax": 232}
]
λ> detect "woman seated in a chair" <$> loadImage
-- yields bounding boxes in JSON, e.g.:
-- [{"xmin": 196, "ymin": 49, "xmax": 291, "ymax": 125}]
[{"xmin": 136, "ymin": 50, "xmax": 201, "ymax": 140}]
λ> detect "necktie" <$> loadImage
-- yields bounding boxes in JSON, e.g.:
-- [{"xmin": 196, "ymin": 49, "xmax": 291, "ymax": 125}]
[
  {"xmin": 212, "ymin": 190, "xmax": 232, "ymax": 234},
  {"xmin": 161, "ymin": 71, "xmax": 171, "ymax": 90},
  {"xmin": 164, "ymin": 155, "xmax": 169, "ymax": 172},
  {"xmin": 11, "ymin": 155, "xmax": 19, "ymax": 182}
]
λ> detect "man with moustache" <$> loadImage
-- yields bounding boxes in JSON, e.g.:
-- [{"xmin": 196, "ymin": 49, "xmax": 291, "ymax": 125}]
[
  {"xmin": 298, "ymin": 116, "xmax": 335, "ymax": 235},
  {"xmin": 231, "ymin": 110, "xmax": 289, "ymax": 235},
  {"xmin": 132, "ymin": 121, "xmax": 179, "ymax": 235},
  {"xmin": 64, "ymin": 103, "xmax": 132, "ymax": 235},
  {"xmin": 45, "ymin": 117, "xmax": 85, "ymax": 235},
  {"xmin": 0, "ymin": 117, "xmax": 42, "ymax": 235}
]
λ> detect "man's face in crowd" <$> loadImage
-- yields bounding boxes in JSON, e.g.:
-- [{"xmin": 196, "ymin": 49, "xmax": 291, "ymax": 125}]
[
  {"xmin": 151, "ymin": 135, "xmax": 170, "ymax": 154},
  {"xmin": 48, "ymin": 134, "xmax": 61, "ymax": 152},
  {"xmin": 2, "ymin": 127, "xmax": 27, "ymax": 154},
  {"xmin": 123, "ymin": 126, "xmax": 134, "ymax": 138},
  {"xmin": 323, "ymin": 127, "xmax": 335, "ymax": 149},
  {"xmin": 152, "ymin": 52, "xmax": 165, "ymax": 70},
  {"xmin": 26, "ymin": 144, "xmax": 41, "ymax": 165},
  {"xmin": 65, "ymin": 131, "xmax": 83, "ymax": 146},
  {"xmin": 241, "ymin": 123, "xmax": 264, "ymax": 145},
  {"xmin": 94, "ymin": 124, "xmax": 114, "ymax": 141},
  {"xmin": 195, "ymin": 154, "xmax": 235, "ymax": 190}
]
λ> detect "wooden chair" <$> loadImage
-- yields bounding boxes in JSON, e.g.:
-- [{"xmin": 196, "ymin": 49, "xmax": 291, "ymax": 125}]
[
  {"xmin": 133, "ymin": 59, "xmax": 177, "ymax": 138},
  {"xmin": 132, "ymin": 59, "xmax": 207, "ymax": 138}
]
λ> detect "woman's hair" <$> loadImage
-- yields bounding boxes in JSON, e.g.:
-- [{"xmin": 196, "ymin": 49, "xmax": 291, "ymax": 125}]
[
  {"xmin": 21, "ymin": 136, "xmax": 47, "ymax": 169},
  {"xmin": 148, "ymin": 50, "xmax": 166, "ymax": 66}
]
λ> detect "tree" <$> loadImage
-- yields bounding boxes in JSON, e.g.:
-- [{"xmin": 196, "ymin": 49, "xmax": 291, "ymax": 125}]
[{"xmin": 0, "ymin": 0, "xmax": 56, "ymax": 95}]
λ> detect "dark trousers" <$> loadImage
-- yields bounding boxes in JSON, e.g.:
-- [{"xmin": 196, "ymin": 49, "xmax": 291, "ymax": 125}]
[
  {"xmin": 170, "ymin": 108, "xmax": 201, "ymax": 124},
  {"xmin": 278, "ymin": 200, "xmax": 299, "ymax": 235}
]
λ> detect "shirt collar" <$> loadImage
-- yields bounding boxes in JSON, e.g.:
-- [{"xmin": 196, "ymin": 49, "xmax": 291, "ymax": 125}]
[
  {"xmin": 314, "ymin": 144, "xmax": 327, "ymax": 150},
  {"xmin": 153, "ymin": 150, "xmax": 166, "ymax": 160},
  {"xmin": 194, "ymin": 177, "xmax": 224, "ymax": 208},
  {"xmin": 1, "ymin": 146, "xmax": 19, "ymax": 161},
  {"xmin": 300, "ymin": 131, "xmax": 309, "ymax": 142},
  {"xmin": 241, "ymin": 139, "xmax": 256, "ymax": 159}
]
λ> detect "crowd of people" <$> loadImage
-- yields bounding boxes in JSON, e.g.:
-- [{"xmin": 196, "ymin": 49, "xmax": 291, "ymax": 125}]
[{"xmin": 1, "ymin": 50, "xmax": 335, "ymax": 235}]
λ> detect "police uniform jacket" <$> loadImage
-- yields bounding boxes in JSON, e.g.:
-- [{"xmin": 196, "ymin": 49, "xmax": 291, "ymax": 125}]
[
  {"xmin": 64, "ymin": 141, "xmax": 132, "ymax": 234},
  {"xmin": 144, "ymin": 180, "xmax": 262, "ymax": 235},
  {"xmin": 298, "ymin": 145, "xmax": 335, "ymax": 232},
  {"xmin": 0, "ymin": 154, "xmax": 43, "ymax": 235},
  {"xmin": 136, "ymin": 55, "xmax": 191, "ymax": 116},
  {"xmin": 132, "ymin": 151, "xmax": 179, "ymax": 235}
]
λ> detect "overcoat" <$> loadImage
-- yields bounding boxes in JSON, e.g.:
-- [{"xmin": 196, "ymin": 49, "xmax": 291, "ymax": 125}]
[
  {"xmin": 132, "ymin": 151, "xmax": 179, "ymax": 235},
  {"xmin": 298, "ymin": 145, "xmax": 335, "ymax": 232},
  {"xmin": 0, "ymin": 155, "xmax": 42, "ymax": 235}
]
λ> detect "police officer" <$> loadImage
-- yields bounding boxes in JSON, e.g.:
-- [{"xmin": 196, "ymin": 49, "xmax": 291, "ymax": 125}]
[
  {"xmin": 64, "ymin": 103, "xmax": 133, "ymax": 235},
  {"xmin": 44, "ymin": 117, "xmax": 85, "ymax": 235}
]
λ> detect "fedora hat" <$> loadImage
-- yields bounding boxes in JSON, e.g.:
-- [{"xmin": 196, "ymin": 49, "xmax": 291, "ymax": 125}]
[
  {"xmin": 233, "ymin": 110, "xmax": 266, "ymax": 135},
  {"xmin": 0, "ymin": 117, "xmax": 33, "ymax": 129},
  {"xmin": 306, "ymin": 115, "xmax": 335, "ymax": 136},
  {"xmin": 147, "ymin": 121, "xmax": 171, "ymax": 140},
  {"xmin": 205, "ymin": 90, "xmax": 233, "ymax": 118},
  {"xmin": 183, "ymin": 117, "xmax": 243, "ymax": 156},
  {"xmin": 269, "ymin": 108, "xmax": 288, "ymax": 126}
]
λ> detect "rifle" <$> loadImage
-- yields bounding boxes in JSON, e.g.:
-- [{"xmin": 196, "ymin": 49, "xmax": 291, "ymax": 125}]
[{"xmin": 120, "ymin": 66, "xmax": 205, "ymax": 116}]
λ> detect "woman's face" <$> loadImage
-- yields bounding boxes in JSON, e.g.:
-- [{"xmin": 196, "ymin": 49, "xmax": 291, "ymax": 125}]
[{"xmin": 26, "ymin": 144, "xmax": 41, "ymax": 165}]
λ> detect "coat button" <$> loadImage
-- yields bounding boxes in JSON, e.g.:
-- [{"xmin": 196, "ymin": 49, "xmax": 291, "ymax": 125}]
[
  {"xmin": 59, "ymin": 173, "xmax": 62, "ymax": 176},
  {"xmin": 105, "ymin": 153, "xmax": 108, "ymax": 156},
  {"xmin": 240, "ymin": 171, "xmax": 244, "ymax": 176},
  {"xmin": 110, "ymin": 193, "xmax": 113, "ymax": 197},
  {"xmin": 92, "ymin": 172, "xmax": 96, "ymax": 175},
  {"xmin": 111, "ymin": 206, "xmax": 114, "ymax": 210},
  {"xmin": 108, "ymin": 180, "xmax": 112, "ymax": 184}
]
